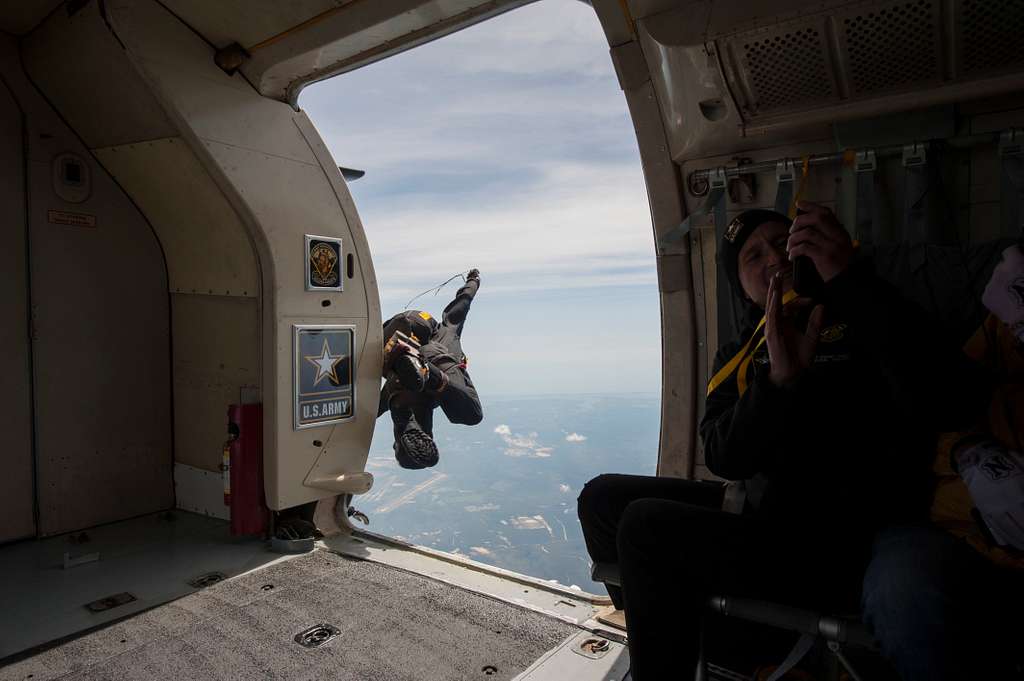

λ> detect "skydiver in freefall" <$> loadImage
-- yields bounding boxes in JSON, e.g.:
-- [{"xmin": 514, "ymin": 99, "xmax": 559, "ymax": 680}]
[{"xmin": 379, "ymin": 269, "xmax": 483, "ymax": 468}]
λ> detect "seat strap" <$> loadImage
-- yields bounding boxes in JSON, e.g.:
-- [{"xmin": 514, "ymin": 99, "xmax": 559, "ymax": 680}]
[
  {"xmin": 1000, "ymin": 129, "xmax": 1024, "ymax": 238},
  {"xmin": 854, "ymin": 149, "xmax": 876, "ymax": 246},
  {"xmin": 774, "ymin": 158, "xmax": 796, "ymax": 215},
  {"xmin": 902, "ymin": 142, "xmax": 931, "ymax": 271},
  {"xmin": 720, "ymin": 480, "xmax": 746, "ymax": 515},
  {"xmin": 660, "ymin": 167, "xmax": 727, "ymax": 245},
  {"xmin": 764, "ymin": 632, "xmax": 817, "ymax": 681}
]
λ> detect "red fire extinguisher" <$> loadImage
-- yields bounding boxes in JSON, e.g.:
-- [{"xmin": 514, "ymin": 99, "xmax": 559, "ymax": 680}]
[
  {"xmin": 227, "ymin": 404, "xmax": 268, "ymax": 536},
  {"xmin": 221, "ymin": 434, "xmax": 233, "ymax": 507}
]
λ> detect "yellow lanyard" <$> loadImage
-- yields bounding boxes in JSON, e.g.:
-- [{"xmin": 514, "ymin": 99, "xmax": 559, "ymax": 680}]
[
  {"xmin": 706, "ymin": 289, "xmax": 798, "ymax": 397},
  {"xmin": 708, "ymin": 155, "xmax": 810, "ymax": 398},
  {"xmin": 788, "ymin": 156, "xmax": 810, "ymax": 219}
]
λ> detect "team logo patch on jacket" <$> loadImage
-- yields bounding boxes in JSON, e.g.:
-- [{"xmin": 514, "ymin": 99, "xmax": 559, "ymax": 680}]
[{"xmin": 819, "ymin": 323, "xmax": 847, "ymax": 343}]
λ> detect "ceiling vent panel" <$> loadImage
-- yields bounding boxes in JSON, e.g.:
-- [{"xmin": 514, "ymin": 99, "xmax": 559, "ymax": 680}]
[
  {"xmin": 835, "ymin": 0, "xmax": 943, "ymax": 95},
  {"xmin": 959, "ymin": 0, "xmax": 1024, "ymax": 76},
  {"xmin": 725, "ymin": 19, "xmax": 838, "ymax": 117}
]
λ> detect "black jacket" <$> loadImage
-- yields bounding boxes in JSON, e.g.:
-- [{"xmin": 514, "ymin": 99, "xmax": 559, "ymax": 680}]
[{"xmin": 699, "ymin": 258, "xmax": 989, "ymax": 534}]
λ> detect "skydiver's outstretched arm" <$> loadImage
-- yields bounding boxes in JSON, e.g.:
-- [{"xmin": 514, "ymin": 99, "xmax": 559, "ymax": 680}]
[{"xmin": 442, "ymin": 269, "xmax": 480, "ymax": 329}]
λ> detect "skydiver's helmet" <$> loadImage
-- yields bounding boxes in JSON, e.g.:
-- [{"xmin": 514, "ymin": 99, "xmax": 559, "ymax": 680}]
[{"xmin": 382, "ymin": 310, "xmax": 438, "ymax": 346}]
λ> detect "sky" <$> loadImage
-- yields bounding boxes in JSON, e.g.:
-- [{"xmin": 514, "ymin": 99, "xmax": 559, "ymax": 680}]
[{"xmin": 299, "ymin": 0, "xmax": 660, "ymax": 396}]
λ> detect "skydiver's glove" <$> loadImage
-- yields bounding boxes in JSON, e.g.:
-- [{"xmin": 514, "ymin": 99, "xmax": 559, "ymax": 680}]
[
  {"xmin": 955, "ymin": 439, "xmax": 1024, "ymax": 551},
  {"xmin": 467, "ymin": 268, "xmax": 480, "ymax": 282},
  {"xmin": 982, "ymin": 245, "xmax": 1024, "ymax": 342}
]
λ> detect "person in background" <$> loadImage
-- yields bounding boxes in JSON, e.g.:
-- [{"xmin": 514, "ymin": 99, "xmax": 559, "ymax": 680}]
[
  {"xmin": 862, "ymin": 244, "xmax": 1024, "ymax": 681},
  {"xmin": 578, "ymin": 203, "xmax": 986, "ymax": 680}
]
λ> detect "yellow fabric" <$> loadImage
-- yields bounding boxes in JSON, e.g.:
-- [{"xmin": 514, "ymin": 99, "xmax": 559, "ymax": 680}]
[
  {"xmin": 418, "ymin": 311, "xmax": 432, "ymax": 321},
  {"xmin": 706, "ymin": 290, "xmax": 798, "ymax": 397},
  {"xmin": 931, "ymin": 315, "xmax": 1024, "ymax": 570},
  {"xmin": 786, "ymin": 156, "xmax": 811, "ymax": 219},
  {"xmin": 707, "ymin": 319, "xmax": 767, "ymax": 396}
]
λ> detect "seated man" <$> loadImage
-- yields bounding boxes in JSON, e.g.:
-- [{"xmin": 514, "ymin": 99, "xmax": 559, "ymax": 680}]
[
  {"xmin": 577, "ymin": 204, "xmax": 985, "ymax": 680},
  {"xmin": 379, "ymin": 269, "xmax": 484, "ymax": 469},
  {"xmin": 861, "ymin": 245, "xmax": 1024, "ymax": 681}
]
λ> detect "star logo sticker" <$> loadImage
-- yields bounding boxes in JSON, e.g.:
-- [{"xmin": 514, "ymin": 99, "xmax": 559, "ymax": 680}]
[{"xmin": 305, "ymin": 338, "xmax": 345, "ymax": 386}]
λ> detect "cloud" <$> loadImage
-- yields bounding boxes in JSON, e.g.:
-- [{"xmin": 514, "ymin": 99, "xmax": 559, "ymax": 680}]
[
  {"xmin": 509, "ymin": 515, "xmax": 554, "ymax": 537},
  {"xmin": 494, "ymin": 424, "xmax": 554, "ymax": 458},
  {"xmin": 300, "ymin": 0, "xmax": 654, "ymax": 305},
  {"xmin": 350, "ymin": 161, "xmax": 654, "ymax": 305},
  {"xmin": 464, "ymin": 503, "xmax": 500, "ymax": 512},
  {"xmin": 565, "ymin": 433, "xmax": 587, "ymax": 443},
  {"xmin": 299, "ymin": 0, "xmax": 663, "ymax": 395},
  {"xmin": 559, "ymin": 484, "xmax": 571, "ymax": 493},
  {"xmin": 469, "ymin": 546, "xmax": 493, "ymax": 557}
]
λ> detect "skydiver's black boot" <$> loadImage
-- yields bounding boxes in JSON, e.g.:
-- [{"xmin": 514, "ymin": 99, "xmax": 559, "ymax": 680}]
[{"xmin": 390, "ymin": 401, "xmax": 438, "ymax": 469}]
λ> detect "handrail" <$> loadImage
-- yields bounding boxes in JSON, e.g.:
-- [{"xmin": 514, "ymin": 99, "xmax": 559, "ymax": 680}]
[{"xmin": 687, "ymin": 131, "xmax": 1005, "ymax": 184}]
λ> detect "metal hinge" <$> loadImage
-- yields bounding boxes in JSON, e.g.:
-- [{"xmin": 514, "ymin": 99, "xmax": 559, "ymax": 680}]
[
  {"xmin": 775, "ymin": 158, "xmax": 796, "ymax": 183},
  {"xmin": 188, "ymin": 571, "xmax": 226, "ymax": 589},
  {"xmin": 854, "ymin": 149, "xmax": 877, "ymax": 173},
  {"xmin": 902, "ymin": 142, "xmax": 928, "ymax": 168}
]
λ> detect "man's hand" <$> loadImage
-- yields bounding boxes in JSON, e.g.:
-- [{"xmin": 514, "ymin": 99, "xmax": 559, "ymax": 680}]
[
  {"xmin": 786, "ymin": 201, "xmax": 854, "ymax": 282},
  {"xmin": 956, "ymin": 440, "xmax": 1024, "ymax": 550},
  {"xmin": 467, "ymin": 268, "xmax": 480, "ymax": 282},
  {"xmin": 765, "ymin": 272, "xmax": 824, "ymax": 387},
  {"xmin": 982, "ymin": 245, "xmax": 1024, "ymax": 341}
]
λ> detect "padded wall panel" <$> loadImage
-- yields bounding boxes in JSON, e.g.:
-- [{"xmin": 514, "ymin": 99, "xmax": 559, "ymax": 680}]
[
  {"xmin": 171, "ymin": 293, "xmax": 259, "ymax": 472},
  {"xmin": 0, "ymin": 74, "xmax": 35, "ymax": 544}
]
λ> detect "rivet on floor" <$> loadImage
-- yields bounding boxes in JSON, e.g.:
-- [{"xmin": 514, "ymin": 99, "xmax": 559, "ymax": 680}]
[{"xmin": 482, "ymin": 665, "xmax": 498, "ymax": 675}]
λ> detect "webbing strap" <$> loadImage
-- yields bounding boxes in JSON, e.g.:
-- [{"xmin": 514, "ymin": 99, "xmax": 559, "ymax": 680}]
[
  {"xmin": 854, "ymin": 150, "xmax": 876, "ymax": 246},
  {"xmin": 736, "ymin": 336, "xmax": 767, "ymax": 396},
  {"xmin": 720, "ymin": 480, "xmax": 746, "ymax": 515},
  {"xmin": 774, "ymin": 159, "xmax": 796, "ymax": 216},
  {"xmin": 660, "ymin": 167, "xmax": 727, "ymax": 245},
  {"xmin": 902, "ymin": 142, "xmax": 930, "ymax": 270},
  {"xmin": 713, "ymin": 182, "xmax": 741, "ymax": 342},
  {"xmin": 1000, "ymin": 130, "xmax": 1024, "ymax": 238},
  {"xmin": 765, "ymin": 632, "xmax": 817, "ymax": 681},
  {"xmin": 790, "ymin": 157, "xmax": 810, "ymax": 219}
]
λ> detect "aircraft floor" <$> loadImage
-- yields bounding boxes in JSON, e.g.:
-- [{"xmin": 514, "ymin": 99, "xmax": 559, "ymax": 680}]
[
  {"xmin": 0, "ymin": 548, "xmax": 577, "ymax": 681},
  {"xmin": 0, "ymin": 510, "xmax": 278, "ymax": 662}
]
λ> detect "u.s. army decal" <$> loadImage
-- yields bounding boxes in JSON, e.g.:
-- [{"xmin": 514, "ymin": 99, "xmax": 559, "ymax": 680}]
[{"xmin": 294, "ymin": 325, "xmax": 355, "ymax": 429}]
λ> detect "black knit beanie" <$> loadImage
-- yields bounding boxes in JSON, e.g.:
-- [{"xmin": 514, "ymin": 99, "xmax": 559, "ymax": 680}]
[
  {"xmin": 718, "ymin": 208, "xmax": 792, "ymax": 335},
  {"xmin": 720, "ymin": 208, "xmax": 792, "ymax": 302}
]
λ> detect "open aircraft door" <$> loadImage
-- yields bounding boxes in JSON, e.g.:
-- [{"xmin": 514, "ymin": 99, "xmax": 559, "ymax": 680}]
[{"xmin": 20, "ymin": 0, "xmax": 384, "ymax": 519}]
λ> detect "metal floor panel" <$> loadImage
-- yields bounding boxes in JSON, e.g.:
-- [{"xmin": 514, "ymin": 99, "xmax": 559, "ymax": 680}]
[
  {"xmin": 0, "ymin": 548, "xmax": 578, "ymax": 681},
  {"xmin": 0, "ymin": 511, "xmax": 279, "ymax": 661}
]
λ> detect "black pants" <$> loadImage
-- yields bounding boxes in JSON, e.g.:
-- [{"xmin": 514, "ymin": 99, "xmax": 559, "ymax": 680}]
[{"xmin": 577, "ymin": 473, "xmax": 868, "ymax": 681}]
